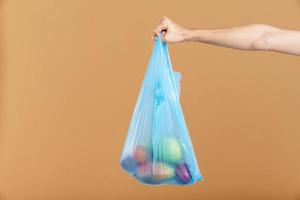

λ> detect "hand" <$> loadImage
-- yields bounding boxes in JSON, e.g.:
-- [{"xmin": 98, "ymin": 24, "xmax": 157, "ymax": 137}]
[{"xmin": 153, "ymin": 17, "xmax": 190, "ymax": 43}]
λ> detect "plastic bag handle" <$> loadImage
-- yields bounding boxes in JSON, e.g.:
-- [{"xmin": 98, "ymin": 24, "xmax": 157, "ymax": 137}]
[{"xmin": 155, "ymin": 35, "xmax": 180, "ymax": 99}]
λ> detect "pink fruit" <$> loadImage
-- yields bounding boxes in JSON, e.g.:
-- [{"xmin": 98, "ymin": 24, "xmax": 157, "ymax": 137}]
[
  {"xmin": 136, "ymin": 162, "xmax": 175, "ymax": 184},
  {"xmin": 133, "ymin": 146, "xmax": 148, "ymax": 164},
  {"xmin": 136, "ymin": 162, "xmax": 152, "ymax": 179}
]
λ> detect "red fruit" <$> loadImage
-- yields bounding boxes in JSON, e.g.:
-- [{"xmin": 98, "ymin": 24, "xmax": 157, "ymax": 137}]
[
  {"xmin": 176, "ymin": 163, "xmax": 192, "ymax": 183},
  {"xmin": 133, "ymin": 146, "xmax": 148, "ymax": 164}
]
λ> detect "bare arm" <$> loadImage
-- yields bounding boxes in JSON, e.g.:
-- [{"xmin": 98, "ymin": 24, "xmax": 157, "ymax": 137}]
[{"xmin": 153, "ymin": 17, "xmax": 300, "ymax": 56}]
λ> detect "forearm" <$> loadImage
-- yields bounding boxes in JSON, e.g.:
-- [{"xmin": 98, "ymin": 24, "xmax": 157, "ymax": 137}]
[
  {"xmin": 183, "ymin": 24, "xmax": 280, "ymax": 51},
  {"xmin": 154, "ymin": 17, "xmax": 300, "ymax": 56}
]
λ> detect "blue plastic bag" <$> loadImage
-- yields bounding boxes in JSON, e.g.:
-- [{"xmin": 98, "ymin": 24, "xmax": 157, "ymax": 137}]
[{"xmin": 120, "ymin": 36, "xmax": 202, "ymax": 185}]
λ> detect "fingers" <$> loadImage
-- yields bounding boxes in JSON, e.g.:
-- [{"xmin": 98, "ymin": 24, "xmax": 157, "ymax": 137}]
[
  {"xmin": 161, "ymin": 30, "xmax": 168, "ymax": 42},
  {"xmin": 153, "ymin": 16, "xmax": 169, "ymax": 40}
]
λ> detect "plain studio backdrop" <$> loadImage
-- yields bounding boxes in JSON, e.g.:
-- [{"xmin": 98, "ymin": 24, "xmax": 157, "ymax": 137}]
[{"xmin": 0, "ymin": 0, "xmax": 300, "ymax": 200}]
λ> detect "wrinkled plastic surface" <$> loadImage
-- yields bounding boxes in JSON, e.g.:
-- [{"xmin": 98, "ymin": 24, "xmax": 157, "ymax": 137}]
[{"xmin": 120, "ymin": 36, "xmax": 202, "ymax": 185}]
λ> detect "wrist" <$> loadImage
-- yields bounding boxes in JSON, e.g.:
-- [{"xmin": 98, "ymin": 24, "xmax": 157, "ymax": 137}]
[
  {"xmin": 182, "ymin": 29, "xmax": 199, "ymax": 42},
  {"xmin": 182, "ymin": 29, "xmax": 193, "ymax": 42},
  {"xmin": 182, "ymin": 29, "xmax": 207, "ymax": 42}
]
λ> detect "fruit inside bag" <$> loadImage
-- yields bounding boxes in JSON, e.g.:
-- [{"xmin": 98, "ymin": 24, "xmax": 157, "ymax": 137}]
[{"xmin": 120, "ymin": 35, "xmax": 203, "ymax": 185}]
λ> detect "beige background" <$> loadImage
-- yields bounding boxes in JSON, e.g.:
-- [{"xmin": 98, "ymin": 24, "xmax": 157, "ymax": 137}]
[{"xmin": 0, "ymin": 0, "xmax": 300, "ymax": 200}]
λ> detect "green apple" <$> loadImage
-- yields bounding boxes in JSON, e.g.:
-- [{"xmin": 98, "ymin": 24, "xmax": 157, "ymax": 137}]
[{"xmin": 156, "ymin": 136, "xmax": 183, "ymax": 164}]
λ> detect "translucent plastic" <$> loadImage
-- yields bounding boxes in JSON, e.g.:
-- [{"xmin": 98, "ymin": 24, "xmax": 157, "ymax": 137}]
[{"xmin": 120, "ymin": 36, "xmax": 203, "ymax": 185}]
